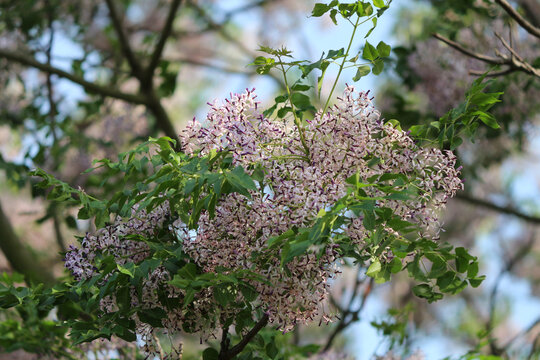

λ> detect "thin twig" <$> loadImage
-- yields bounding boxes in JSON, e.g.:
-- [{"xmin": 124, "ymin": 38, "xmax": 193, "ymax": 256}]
[
  {"xmin": 469, "ymin": 68, "xmax": 517, "ymax": 77},
  {"xmin": 104, "ymin": 0, "xmax": 144, "ymax": 78},
  {"xmin": 144, "ymin": 0, "xmax": 183, "ymax": 87},
  {"xmin": 322, "ymin": 269, "xmax": 374, "ymax": 352},
  {"xmin": 220, "ymin": 314, "xmax": 269, "ymax": 359},
  {"xmin": 186, "ymin": 0, "xmax": 285, "ymax": 89},
  {"xmin": 494, "ymin": 32, "xmax": 540, "ymax": 77},
  {"xmin": 456, "ymin": 193, "xmax": 540, "ymax": 224},
  {"xmin": 486, "ymin": 233, "xmax": 535, "ymax": 355},
  {"xmin": 0, "ymin": 49, "xmax": 147, "ymax": 104},
  {"xmin": 432, "ymin": 33, "xmax": 505, "ymax": 65},
  {"xmin": 495, "ymin": 0, "xmax": 540, "ymax": 39},
  {"xmin": 171, "ymin": 56, "xmax": 255, "ymax": 75},
  {"xmin": 45, "ymin": 1, "xmax": 58, "ymax": 143},
  {"xmin": 433, "ymin": 31, "xmax": 540, "ymax": 78}
]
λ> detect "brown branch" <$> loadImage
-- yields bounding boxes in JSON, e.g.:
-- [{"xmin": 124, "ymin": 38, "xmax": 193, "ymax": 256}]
[
  {"xmin": 105, "ymin": 0, "xmax": 181, "ymax": 149},
  {"xmin": 322, "ymin": 273, "xmax": 373, "ymax": 352},
  {"xmin": 45, "ymin": 2, "xmax": 59, "ymax": 143},
  {"xmin": 171, "ymin": 56, "xmax": 255, "ymax": 75},
  {"xmin": 516, "ymin": 0, "xmax": 540, "ymax": 27},
  {"xmin": 219, "ymin": 314, "xmax": 269, "ymax": 359},
  {"xmin": 469, "ymin": 68, "xmax": 518, "ymax": 77},
  {"xmin": 432, "ymin": 33, "xmax": 505, "ymax": 65},
  {"xmin": 494, "ymin": 32, "xmax": 540, "ymax": 77},
  {"xmin": 456, "ymin": 193, "xmax": 540, "ymax": 224},
  {"xmin": 433, "ymin": 32, "xmax": 540, "ymax": 78},
  {"xmin": 144, "ymin": 0, "xmax": 183, "ymax": 87},
  {"xmin": 485, "ymin": 233, "xmax": 535, "ymax": 355},
  {"xmin": 186, "ymin": 0, "xmax": 286, "ymax": 90},
  {"xmin": 0, "ymin": 49, "xmax": 147, "ymax": 105},
  {"xmin": 104, "ymin": 0, "xmax": 144, "ymax": 79},
  {"xmin": 495, "ymin": 0, "xmax": 540, "ymax": 39}
]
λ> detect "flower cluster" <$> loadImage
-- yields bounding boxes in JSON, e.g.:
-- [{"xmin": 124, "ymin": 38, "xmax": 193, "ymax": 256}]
[
  {"xmin": 65, "ymin": 87, "xmax": 462, "ymax": 351},
  {"xmin": 180, "ymin": 87, "xmax": 462, "ymax": 331}
]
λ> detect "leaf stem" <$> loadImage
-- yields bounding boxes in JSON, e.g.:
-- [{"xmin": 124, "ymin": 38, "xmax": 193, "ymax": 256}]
[
  {"xmin": 278, "ymin": 57, "xmax": 311, "ymax": 159},
  {"xmin": 322, "ymin": 14, "xmax": 362, "ymax": 115}
]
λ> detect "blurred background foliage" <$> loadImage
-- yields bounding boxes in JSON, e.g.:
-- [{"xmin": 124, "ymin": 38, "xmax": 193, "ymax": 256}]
[{"xmin": 0, "ymin": 0, "xmax": 538, "ymax": 359}]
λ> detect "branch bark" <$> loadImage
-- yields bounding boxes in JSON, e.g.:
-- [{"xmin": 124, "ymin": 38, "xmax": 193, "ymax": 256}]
[
  {"xmin": 516, "ymin": 0, "xmax": 540, "ymax": 27},
  {"xmin": 104, "ymin": 0, "xmax": 144, "ymax": 79},
  {"xmin": 218, "ymin": 314, "xmax": 269, "ymax": 360},
  {"xmin": 144, "ymin": 0, "xmax": 183, "ymax": 87},
  {"xmin": 456, "ymin": 193, "xmax": 540, "ymax": 224},
  {"xmin": 0, "ymin": 200, "xmax": 55, "ymax": 285},
  {"xmin": 432, "ymin": 32, "xmax": 540, "ymax": 78},
  {"xmin": 104, "ymin": 0, "xmax": 182, "ymax": 149},
  {"xmin": 495, "ymin": 0, "xmax": 540, "ymax": 38},
  {"xmin": 0, "ymin": 49, "xmax": 148, "ymax": 104}
]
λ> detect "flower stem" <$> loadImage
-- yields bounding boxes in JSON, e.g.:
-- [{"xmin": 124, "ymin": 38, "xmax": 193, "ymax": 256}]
[
  {"xmin": 278, "ymin": 57, "xmax": 311, "ymax": 159},
  {"xmin": 322, "ymin": 15, "xmax": 362, "ymax": 115}
]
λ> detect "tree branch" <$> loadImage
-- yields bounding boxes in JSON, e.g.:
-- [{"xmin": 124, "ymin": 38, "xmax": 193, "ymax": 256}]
[
  {"xmin": 495, "ymin": 0, "xmax": 540, "ymax": 39},
  {"xmin": 104, "ymin": 0, "xmax": 144, "ymax": 79},
  {"xmin": 456, "ymin": 193, "xmax": 540, "ymax": 224},
  {"xmin": 322, "ymin": 273, "xmax": 373, "ymax": 352},
  {"xmin": 432, "ymin": 33, "xmax": 505, "ymax": 65},
  {"xmin": 516, "ymin": 0, "xmax": 540, "ymax": 27},
  {"xmin": 433, "ymin": 32, "xmax": 540, "ymax": 78},
  {"xmin": 105, "ymin": 0, "xmax": 181, "ymax": 149},
  {"xmin": 186, "ymin": 0, "xmax": 286, "ymax": 90},
  {"xmin": 219, "ymin": 314, "xmax": 269, "ymax": 359},
  {"xmin": 0, "ymin": 48, "xmax": 148, "ymax": 105},
  {"xmin": 144, "ymin": 0, "xmax": 183, "ymax": 87},
  {"xmin": 485, "ymin": 233, "xmax": 535, "ymax": 355},
  {"xmin": 171, "ymin": 56, "xmax": 255, "ymax": 75}
]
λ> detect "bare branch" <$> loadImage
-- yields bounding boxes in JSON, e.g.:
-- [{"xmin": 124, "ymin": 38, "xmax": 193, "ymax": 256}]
[
  {"xmin": 171, "ymin": 56, "xmax": 256, "ymax": 75},
  {"xmin": 104, "ymin": 0, "xmax": 144, "ymax": 79},
  {"xmin": 494, "ymin": 32, "xmax": 540, "ymax": 77},
  {"xmin": 432, "ymin": 33, "xmax": 505, "ymax": 65},
  {"xmin": 322, "ymin": 273, "xmax": 373, "ymax": 352},
  {"xmin": 219, "ymin": 314, "xmax": 269, "ymax": 360},
  {"xmin": 469, "ymin": 68, "xmax": 518, "ymax": 77},
  {"xmin": 433, "ymin": 32, "xmax": 540, "ymax": 78},
  {"xmin": 144, "ymin": 0, "xmax": 183, "ymax": 87},
  {"xmin": 495, "ymin": 0, "xmax": 540, "ymax": 39},
  {"xmin": 456, "ymin": 193, "xmax": 540, "ymax": 224},
  {"xmin": 186, "ymin": 0, "xmax": 286, "ymax": 89},
  {"xmin": 486, "ymin": 233, "xmax": 535, "ymax": 355},
  {"xmin": 0, "ymin": 48, "xmax": 147, "ymax": 105}
]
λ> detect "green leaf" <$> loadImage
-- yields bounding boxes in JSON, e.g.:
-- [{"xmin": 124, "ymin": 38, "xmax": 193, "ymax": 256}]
[
  {"xmin": 116, "ymin": 262, "xmax": 135, "ymax": 278},
  {"xmin": 373, "ymin": 0, "xmax": 385, "ymax": 8},
  {"xmin": 290, "ymin": 92, "xmax": 315, "ymax": 111},
  {"xmin": 203, "ymin": 348, "xmax": 219, "ymax": 360},
  {"xmin": 363, "ymin": 210, "xmax": 376, "ymax": 231},
  {"xmin": 362, "ymin": 41, "xmax": 378, "ymax": 61},
  {"xmin": 412, "ymin": 284, "xmax": 443, "ymax": 302},
  {"xmin": 376, "ymin": 41, "xmax": 391, "ymax": 57},
  {"xmin": 473, "ymin": 111, "xmax": 500, "ymax": 129},
  {"xmin": 469, "ymin": 276, "xmax": 486, "ymax": 288},
  {"xmin": 372, "ymin": 58, "xmax": 384, "ymax": 75},
  {"xmin": 366, "ymin": 259, "xmax": 382, "ymax": 278},
  {"xmin": 291, "ymin": 84, "xmax": 311, "ymax": 91},
  {"xmin": 365, "ymin": 17, "xmax": 377, "ymax": 38},
  {"xmin": 213, "ymin": 285, "xmax": 233, "ymax": 306},
  {"xmin": 353, "ymin": 65, "xmax": 371, "ymax": 81}
]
